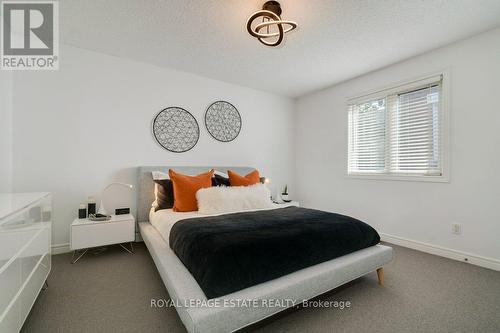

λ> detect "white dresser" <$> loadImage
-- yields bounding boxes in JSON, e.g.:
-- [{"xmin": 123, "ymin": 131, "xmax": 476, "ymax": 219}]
[{"xmin": 0, "ymin": 192, "xmax": 52, "ymax": 333}]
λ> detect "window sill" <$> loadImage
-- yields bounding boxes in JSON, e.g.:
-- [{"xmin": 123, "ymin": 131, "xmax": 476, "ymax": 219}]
[{"xmin": 345, "ymin": 173, "xmax": 449, "ymax": 183}]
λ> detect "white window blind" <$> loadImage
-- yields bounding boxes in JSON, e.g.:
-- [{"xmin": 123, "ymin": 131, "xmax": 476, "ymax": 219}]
[
  {"xmin": 348, "ymin": 75, "xmax": 444, "ymax": 179},
  {"xmin": 348, "ymin": 99, "xmax": 386, "ymax": 173}
]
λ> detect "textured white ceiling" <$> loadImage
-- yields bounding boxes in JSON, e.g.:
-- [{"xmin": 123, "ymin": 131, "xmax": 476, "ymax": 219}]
[{"xmin": 60, "ymin": 0, "xmax": 500, "ymax": 97}]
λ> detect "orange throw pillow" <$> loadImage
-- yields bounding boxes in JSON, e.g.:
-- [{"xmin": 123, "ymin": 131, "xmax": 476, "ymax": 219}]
[
  {"xmin": 169, "ymin": 169, "xmax": 214, "ymax": 212},
  {"xmin": 228, "ymin": 170, "xmax": 260, "ymax": 186}
]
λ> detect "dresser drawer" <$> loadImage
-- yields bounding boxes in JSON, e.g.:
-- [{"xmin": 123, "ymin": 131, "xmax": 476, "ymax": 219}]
[
  {"xmin": 19, "ymin": 254, "xmax": 50, "ymax": 326},
  {"xmin": 0, "ymin": 254, "xmax": 50, "ymax": 333},
  {"xmin": 0, "ymin": 225, "xmax": 50, "ymax": 320},
  {"xmin": 0, "ymin": 193, "xmax": 51, "ymax": 333},
  {"xmin": 71, "ymin": 220, "xmax": 135, "ymax": 250}
]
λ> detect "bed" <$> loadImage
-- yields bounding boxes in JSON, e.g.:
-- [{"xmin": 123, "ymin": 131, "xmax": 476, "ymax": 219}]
[{"xmin": 137, "ymin": 166, "xmax": 393, "ymax": 333}]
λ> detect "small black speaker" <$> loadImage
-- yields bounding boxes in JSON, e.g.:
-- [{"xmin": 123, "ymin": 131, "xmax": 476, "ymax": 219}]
[
  {"xmin": 87, "ymin": 202, "xmax": 96, "ymax": 215},
  {"xmin": 115, "ymin": 208, "xmax": 130, "ymax": 215},
  {"xmin": 78, "ymin": 207, "xmax": 87, "ymax": 219}
]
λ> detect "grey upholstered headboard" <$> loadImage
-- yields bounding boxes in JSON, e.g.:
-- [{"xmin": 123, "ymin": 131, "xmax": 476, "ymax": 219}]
[{"xmin": 136, "ymin": 166, "xmax": 255, "ymax": 223}]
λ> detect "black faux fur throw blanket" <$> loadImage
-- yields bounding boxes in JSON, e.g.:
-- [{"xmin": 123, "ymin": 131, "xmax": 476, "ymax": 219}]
[{"xmin": 170, "ymin": 206, "xmax": 380, "ymax": 299}]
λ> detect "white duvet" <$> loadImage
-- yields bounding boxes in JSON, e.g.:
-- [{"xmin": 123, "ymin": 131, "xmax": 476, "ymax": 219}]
[{"xmin": 149, "ymin": 202, "xmax": 299, "ymax": 245}]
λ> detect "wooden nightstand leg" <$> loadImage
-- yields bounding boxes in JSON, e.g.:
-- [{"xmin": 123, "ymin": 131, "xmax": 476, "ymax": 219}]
[
  {"xmin": 71, "ymin": 249, "xmax": 88, "ymax": 264},
  {"xmin": 376, "ymin": 267, "xmax": 384, "ymax": 286},
  {"xmin": 119, "ymin": 242, "xmax": 134, "ymax": 254}
]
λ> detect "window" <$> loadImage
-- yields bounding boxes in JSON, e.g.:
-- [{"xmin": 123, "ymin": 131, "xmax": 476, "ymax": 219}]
[{"xmin": 348, "ymin": 74, "xmax": 446, "ymax": 181}]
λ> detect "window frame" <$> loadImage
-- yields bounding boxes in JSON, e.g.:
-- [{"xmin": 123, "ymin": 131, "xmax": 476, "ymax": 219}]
[{"xmin": 345, "ymin": 71, "xmax": 450, "ymax": 183}]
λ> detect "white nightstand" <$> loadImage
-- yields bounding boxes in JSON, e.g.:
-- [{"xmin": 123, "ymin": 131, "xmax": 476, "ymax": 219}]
[
  {"xmin": 273, "ymin": 200, "xmax": 300, "ymax": 208},
  {"xmin": 70, "ymin": 214, "xmax": 135, "ymax": 263}
]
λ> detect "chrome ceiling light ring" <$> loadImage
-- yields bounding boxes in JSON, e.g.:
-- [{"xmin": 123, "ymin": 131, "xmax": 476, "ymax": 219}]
[{"xmin": 246, "ymin": 1, "xmax": 297, "ymax": 47}]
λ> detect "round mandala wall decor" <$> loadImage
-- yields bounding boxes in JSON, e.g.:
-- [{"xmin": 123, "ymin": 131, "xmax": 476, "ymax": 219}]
[
  {"xmin": 152, "ymin": 107, "xmax": 200, "ymax": 153},
  {"xmin": 205, "ymin": 101, "xmax": 242, "ymax": 142}
]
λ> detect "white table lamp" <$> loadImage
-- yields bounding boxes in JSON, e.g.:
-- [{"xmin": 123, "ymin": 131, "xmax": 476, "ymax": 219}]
[{"xmin": 97, "ymin": 182, "xmax": 133, "ymax": 215}]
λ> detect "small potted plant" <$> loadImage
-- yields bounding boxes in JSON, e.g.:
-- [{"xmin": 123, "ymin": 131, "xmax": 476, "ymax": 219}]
[{"xmin": 281, "ymin": 185, "xmax": 291, "ymax": 202}]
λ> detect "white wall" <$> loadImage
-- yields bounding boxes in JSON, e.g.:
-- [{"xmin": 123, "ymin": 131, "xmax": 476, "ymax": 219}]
[
  {"xmin": 12, "ymin": 45, "xmax": 294, "ymax": 249},
  {"xmin": 295, "ymin": 28, "xmax": 500, "ymax": 262},
  {"xmin": 0, "ymin": 71, "xmax": 13, "ymax": 192}
]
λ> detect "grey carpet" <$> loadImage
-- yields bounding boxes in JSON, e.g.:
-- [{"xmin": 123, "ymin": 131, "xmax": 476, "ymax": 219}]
[{"xmin": 21, "ymin": 243, "xmax": 500, "ymax": 333}]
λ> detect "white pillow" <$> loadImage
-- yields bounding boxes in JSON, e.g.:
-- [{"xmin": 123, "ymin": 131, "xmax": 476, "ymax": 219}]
[{"xmin": 196, "ymin": 184, "xmax": 273, "ymax": 215}]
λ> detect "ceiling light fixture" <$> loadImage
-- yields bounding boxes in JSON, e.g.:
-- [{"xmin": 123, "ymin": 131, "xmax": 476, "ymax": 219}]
[{"xmin": 246, "ymin": 1, "xmax": 297, "ymax": 47}]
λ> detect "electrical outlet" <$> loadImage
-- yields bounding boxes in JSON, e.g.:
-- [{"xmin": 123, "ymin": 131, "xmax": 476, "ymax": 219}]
[{"xmin": 452, "ymin": 223, "xmax": 462, "ymax": 235}]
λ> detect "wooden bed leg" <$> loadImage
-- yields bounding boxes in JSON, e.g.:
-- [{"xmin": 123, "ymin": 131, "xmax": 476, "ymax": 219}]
[{"xmin": 376, "ymin": 268, "xmax": 384, "ymax": 286}]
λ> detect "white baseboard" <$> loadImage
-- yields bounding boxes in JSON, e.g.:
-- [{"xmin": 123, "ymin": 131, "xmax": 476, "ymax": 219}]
[
  {"xmin": 52, "ymin": 234, "xmax": 499, "ymax": 271},
  {"xmin": 51, "ymin": 242, "xmax": 71, "ymax": 254},
  {"xmin": 380, "ymin": 233, "xmax": 500, "ymax": 272}
]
